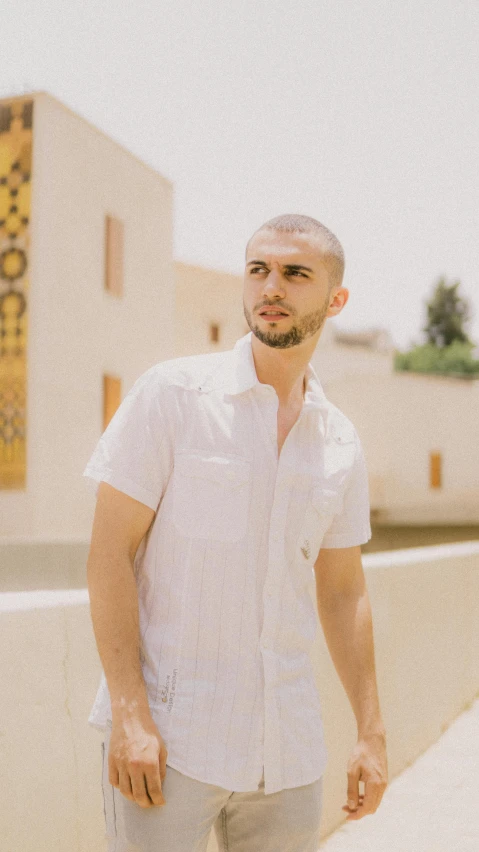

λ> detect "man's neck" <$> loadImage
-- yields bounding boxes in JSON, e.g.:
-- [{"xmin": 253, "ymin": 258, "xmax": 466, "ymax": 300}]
[{"xmin": 250, "ymin": 333, "xmax": 317, "ymax": 406}]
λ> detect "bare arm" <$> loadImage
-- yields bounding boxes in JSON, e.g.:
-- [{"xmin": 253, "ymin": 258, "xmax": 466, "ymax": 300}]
[
  {"xmin": 87, "ymin": 481, "xmax": 154, "ymax": 717},
  {"xmin": 87, "ymin": 481, "xmax": 167, "ymax": 808},
  {"xmin": 314, "ymin": 545, "xmax": 388, "ymax": 820},
  {"xmin": 314, "ymin": 545, "xmax": 384, "ymax": 736}
]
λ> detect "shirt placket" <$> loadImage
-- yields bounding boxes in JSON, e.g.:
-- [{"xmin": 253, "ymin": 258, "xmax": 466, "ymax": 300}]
[{"xmin": 254, "ymin": 387, "xmax": 312, "ymax": 794}]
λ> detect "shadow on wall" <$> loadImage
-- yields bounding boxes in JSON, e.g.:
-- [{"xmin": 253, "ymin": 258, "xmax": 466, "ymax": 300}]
[{"xmin": 363, "ymin": 525, "xmax": 479, "ymax": 554}]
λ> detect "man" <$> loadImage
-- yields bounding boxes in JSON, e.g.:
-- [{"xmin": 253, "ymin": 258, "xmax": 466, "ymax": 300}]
[{"xmin": 84, "ymin": 213, "xmax": 388, "ymax": 852}]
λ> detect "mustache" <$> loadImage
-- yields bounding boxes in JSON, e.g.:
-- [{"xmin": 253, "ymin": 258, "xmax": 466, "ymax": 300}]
[{"xmin": 255, "ymin": 301, "xmax": 296, "ymax": 314}]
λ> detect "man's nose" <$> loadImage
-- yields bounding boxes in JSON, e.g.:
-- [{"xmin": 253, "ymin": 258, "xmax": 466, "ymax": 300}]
[{"xmin": 262, "ymin": 269, "xmax": 286, "ymax": 298}]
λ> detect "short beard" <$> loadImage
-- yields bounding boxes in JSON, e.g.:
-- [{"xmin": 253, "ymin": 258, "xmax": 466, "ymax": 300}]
[{"xmin": 243, "ymin": 299, "xmax": 330, "ymax": 349}]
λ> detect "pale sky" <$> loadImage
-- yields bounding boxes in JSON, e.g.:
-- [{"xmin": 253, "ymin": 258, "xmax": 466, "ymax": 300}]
[{"xmin": 2, "ymin": 0, "xmax": 478, "ymax": 349}]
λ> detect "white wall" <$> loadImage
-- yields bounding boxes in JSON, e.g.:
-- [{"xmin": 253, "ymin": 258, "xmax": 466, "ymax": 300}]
[
  {"xmin": 0, "ymin": 92, "xmax": 175, "ymax": 539},
  {"xmin": 174, "ymin": 261, "xmax": 246, "ymax": 357},
  {"xmin": 1, "ymin": 541, "xmax": 477, "ymax": 850},
  {"xmin": 323, "ymin": 371, "xmax": 479, "ymax": 523},
  {"xmin": 312, "ymin": 323, "xmax": 394, "ymax": 384}
]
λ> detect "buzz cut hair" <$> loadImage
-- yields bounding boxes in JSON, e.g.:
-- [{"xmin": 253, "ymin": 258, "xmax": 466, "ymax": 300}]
[{"xmin": 245, "ymin": 213, "xmax": 345, "ymax": 290}]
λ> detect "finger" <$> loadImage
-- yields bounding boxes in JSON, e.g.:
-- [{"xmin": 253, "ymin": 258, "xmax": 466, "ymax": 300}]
[
  {"xmin": 108, "ymin": 758, "xmax": 120, "ymax": 788},
  {"xmin": 108, "ymin": 754, "xmax": 120, "ymax": 787},
  {"xmin": 346, "ymin": 801, "xmax": 367, "ymax": 821},
  {"xmin": 346, "ymin": 787, "xmax": 381, "ymax": 820},
  {"xmin": 145, "ymin": 766, "xmax": 166, "ymax": 806},
  {"xmin": 119, "ymin": 765, "xmax": 134, "ymax": 801},
  {"xmin": 346, "ymin": 766, "xmax": 361, "ymax": 810},
  {"xmin": 130, "ymin": 768, "xmax": 154, "ymax": 809},
  {"xmin": 342, "ymin": 795, "xmax": 364, "ymax": 812},
  {"xmin": 360, "ymin": 781, "xmax": 382, "ymax": 815},
  {"xmin": 159, "ymin": 745, "xmax": 168, "ymax": 783}
]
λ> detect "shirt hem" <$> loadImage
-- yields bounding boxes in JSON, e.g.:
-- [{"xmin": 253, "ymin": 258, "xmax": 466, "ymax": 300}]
[
  {"xmin": 163, "ymin": 757, "xmax": 327, "ymax": 795},
  {"xmin": 321, "ymin": 528, "xmax": 372, "ymax": 548},
  {"xmin": 83, "ymin": 465, "xmax": 160, "ymax": 511},
  {"xmin": 164, "ymin": 757, "xmax": 264, "ymax": 792}
]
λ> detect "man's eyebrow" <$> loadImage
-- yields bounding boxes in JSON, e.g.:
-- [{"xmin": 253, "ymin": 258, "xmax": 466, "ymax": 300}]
[
  {"xmin": 283, "ymin": 264, "xmax": 314, "ymax": 273},
  {"xmin": 246, "ymin": 260, "xmax": 314, "ymax": 273}
]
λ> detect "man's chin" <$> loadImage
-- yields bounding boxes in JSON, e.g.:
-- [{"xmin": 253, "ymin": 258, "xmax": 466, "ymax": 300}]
[{"xmin": 250, "ymin": 324, "xmax": 302, "ymax": 349}]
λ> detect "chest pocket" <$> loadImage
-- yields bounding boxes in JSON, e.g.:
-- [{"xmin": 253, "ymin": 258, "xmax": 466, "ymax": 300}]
[
  {"xmin": 297, "ymin": 486, "xmax": 344, "ymax": 566},
  {"xmin": 171, "ymin": 452, "xmax": 251, "ymax": 543}
]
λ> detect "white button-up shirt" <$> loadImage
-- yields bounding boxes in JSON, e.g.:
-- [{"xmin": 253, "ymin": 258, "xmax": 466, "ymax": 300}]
[{"xmin": 83, "ymin": 332, "xmax": 371, "ymax": 795}]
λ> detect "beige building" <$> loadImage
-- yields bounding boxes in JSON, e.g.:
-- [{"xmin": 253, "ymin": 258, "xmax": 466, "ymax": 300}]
[
  {"xmin": 311, "ymin": 321, "xmax": 395, "ymax": 383},
  {"xmin": 174, "ymin": 261, "xmax": 247, "ymax": 356},
  {"xmin": 323, "ymin": 371, "xmax": 479, "ymax": 524},
  {"xmin": 0, "ymin": 92, "xmax": 174, "ymax": 538}
]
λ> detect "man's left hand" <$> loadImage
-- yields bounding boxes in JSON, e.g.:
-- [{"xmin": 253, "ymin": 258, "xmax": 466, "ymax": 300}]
[{"xmin": 342, "ymin": 731, "xmax": 388, "ymax": 821}]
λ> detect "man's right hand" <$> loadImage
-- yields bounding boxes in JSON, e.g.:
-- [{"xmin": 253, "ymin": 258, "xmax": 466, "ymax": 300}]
[{"xmin": 108, "ymin": 712, "xmax": 168, "ymax": 808}]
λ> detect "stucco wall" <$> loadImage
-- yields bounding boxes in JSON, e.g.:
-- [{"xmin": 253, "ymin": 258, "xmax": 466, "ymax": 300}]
[
  {"xmin": 323, "ymin": 371, "xmax": 479, "ymax": 522},
  {"xmin": 1, "ymin": 541, "xmax": 477, "ymax": 850},
  {"xmin": 174, "ymin": 260, "xmax": 246, "ymax": 357},
  {"xmin": 0, "ymin": 92, "xmax": 175, "ymax": 540},
  {"xmin": 311, "ymin": 328, "xmax": 394, "ymax": 385}
]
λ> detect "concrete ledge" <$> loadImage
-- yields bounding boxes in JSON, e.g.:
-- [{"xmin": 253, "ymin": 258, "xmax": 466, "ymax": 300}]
[{"xmin": 0, "ymin": 588, "xmax": 90, "ymax": 612}]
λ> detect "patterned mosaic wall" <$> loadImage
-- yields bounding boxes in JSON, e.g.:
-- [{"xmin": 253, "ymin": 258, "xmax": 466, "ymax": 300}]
[{"xmin": 0, "ymin": 98, "xmax": 32, "ymax": 489}]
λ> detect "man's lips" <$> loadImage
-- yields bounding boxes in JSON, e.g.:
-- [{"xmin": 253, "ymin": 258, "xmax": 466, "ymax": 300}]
[{"xmin": 258, "ymin": 308, "xmax": 290, "ymax": 319}]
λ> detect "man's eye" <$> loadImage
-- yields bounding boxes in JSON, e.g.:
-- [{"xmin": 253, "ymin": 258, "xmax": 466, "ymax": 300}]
[{"xmin": 248, "ymin": 267, "xmax": 307, "ymax": 278}]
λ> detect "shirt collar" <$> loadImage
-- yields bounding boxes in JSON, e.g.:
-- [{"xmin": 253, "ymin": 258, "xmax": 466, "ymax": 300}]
[{"xmin": 200, "ymin": 332, "xmax": 328, "ymax": 411}]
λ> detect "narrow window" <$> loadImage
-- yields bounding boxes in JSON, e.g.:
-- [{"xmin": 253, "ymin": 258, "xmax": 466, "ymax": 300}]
[
  {"xmin": 210, "ymin": 323, "xmax": 220, "ymax": 343},
  {"xmin": 103, "ymin": 375, "xmax": 122, "ymax": 430},
  {"xmin": 429, "ymin": 451, "xmax": 442, "ymax": 489},
  {"xmin": 105, "ymin": 215, "xmax": 124, "ymax": 296}
]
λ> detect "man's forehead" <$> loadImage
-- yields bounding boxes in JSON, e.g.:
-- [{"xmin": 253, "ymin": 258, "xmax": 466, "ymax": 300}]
[{"xmin": 246, "ymin": 230, "xmax": 328, "ymax": 266}]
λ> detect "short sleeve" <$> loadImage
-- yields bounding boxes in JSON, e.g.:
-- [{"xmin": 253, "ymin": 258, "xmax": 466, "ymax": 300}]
[
  {"xmin": 82, "ymin": 367, "xmax": 172, "ymax": 512},
  {"xmin": 320, "ymin": 434, "xmax": 372, "ymax": 548}
]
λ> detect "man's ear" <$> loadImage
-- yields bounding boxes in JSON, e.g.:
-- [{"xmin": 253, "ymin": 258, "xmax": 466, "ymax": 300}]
[{"xmin": 327, "ymin": 286, "xmax": 349, "ymax": 317}]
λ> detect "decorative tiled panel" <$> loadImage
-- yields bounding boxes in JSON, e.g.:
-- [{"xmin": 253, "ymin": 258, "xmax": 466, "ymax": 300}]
[{"xmin": 0, "ymin": 98, "xmax": 33, "ymax": 489}]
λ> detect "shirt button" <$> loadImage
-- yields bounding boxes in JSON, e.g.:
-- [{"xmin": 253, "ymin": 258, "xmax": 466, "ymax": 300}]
[{"xmin": 300, "ymin": 540, "xmax": 311, "ymax": 560}]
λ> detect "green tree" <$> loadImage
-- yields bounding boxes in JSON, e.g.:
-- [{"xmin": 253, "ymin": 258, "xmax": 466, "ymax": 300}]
[
  {"xmin": 423, "ymin": 277, "xmax": 472, "ymax": 347},
  {"xmin": 394, "ymin": 277, "xmax": 479, "ymax": 378},
  {"xmin": 394, "ymin": 340, "xmax": 479, "ymax": 377}
]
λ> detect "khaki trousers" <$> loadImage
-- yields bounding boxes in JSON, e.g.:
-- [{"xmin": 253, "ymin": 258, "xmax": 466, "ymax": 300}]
[{"xmin": 101, "ymin": 722, "xmax": 323, "ymax": 852}]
